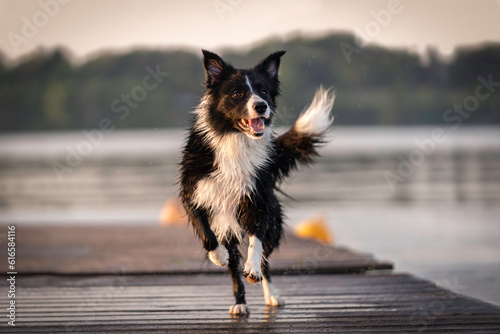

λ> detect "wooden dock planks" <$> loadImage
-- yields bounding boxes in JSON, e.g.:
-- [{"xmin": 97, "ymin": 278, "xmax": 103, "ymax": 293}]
[
  {"xmin": 2, "ymin": 273, "xmax": 500, "ymax": 333},
  {"xmin": 11, "ymin": 225, "xmax": 393, "ymax": 275},
  {"xmin": 1, "ymin": 225, "xmax": 499, "ymax": 332}
]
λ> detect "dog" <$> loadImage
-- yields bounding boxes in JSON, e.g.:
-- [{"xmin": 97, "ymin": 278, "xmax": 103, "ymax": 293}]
[{"xmin": 179, "ymin": 50, "xmax": 335, "ymax": 315}]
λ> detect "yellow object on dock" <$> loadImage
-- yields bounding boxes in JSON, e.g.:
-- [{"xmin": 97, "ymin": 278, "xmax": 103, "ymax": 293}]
[
  {"xmin": 293, "ymin": 215, "xmax": 333, "ymax": 244},
  {"xmin": 159, "ymin": 198, "xmax": 188, "ymax": 226}
]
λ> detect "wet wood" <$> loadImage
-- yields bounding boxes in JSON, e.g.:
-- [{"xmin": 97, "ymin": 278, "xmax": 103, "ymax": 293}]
[
  {"xmin": 2, "ymin": 273, "xmax": 500, "ymax": 333},
  {"xmin": 1, "ymin": 225, "xmax": 499, "ymax": 332},
  {"xmin": 12, "ymin": 225, "xmax": 393, "ymax": 275}
]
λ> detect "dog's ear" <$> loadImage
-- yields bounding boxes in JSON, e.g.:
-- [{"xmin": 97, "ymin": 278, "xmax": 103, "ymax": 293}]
[
  {"xmin": 202, "ymin": 49, "xmax": 231, "ymax": 85},
  {"xmin": 256, "ymin": 51, "xmax": 286, "ymax": 80}
]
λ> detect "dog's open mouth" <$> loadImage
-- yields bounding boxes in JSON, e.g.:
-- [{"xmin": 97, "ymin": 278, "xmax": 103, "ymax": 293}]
[{"xmin": 239, "ymin": 117, "xmax": 265, "ymax": 137}]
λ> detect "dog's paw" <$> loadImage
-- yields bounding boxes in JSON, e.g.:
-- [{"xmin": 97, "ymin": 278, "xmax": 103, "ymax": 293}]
[
  {"xmin": 265, "ymin": 294, "xmax": 285, "ymax": 307},
  {"xmin": 229, "ymin": 303, "xmax": 249, "ymax": 316},
  {"xmin": 208, "ymin": 246, "xmax": 229, "ymax": 267},
  {"xmin": 243, "ymin": 263, "xmax": 262, "ymax": 285}
]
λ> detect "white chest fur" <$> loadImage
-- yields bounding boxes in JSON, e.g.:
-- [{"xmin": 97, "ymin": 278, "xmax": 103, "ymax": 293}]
[{"xmin": 192, "ymin": 128, "xmax": 272, "ymax": 242}]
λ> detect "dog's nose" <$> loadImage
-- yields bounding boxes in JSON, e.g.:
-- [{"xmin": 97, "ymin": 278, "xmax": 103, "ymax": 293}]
[{"xmin": 254, "ymin": 102, "xmax": 268, "ymax": 115}]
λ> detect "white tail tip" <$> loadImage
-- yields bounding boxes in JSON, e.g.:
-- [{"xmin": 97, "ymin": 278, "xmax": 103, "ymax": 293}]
[{"xmin": 295, "ymin": 86, "xmax": 335, "ymax": 134}]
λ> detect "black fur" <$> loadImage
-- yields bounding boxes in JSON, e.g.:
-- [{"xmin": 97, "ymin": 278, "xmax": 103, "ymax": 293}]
[{"xmin": 179, "ymin": 50, "xmax": 329, "ymax": 313}]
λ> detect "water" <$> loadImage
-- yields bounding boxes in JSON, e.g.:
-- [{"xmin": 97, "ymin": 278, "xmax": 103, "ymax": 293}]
[{"xmin": 0, "ymin": 126, "xmax": 499, "ymax": 305}]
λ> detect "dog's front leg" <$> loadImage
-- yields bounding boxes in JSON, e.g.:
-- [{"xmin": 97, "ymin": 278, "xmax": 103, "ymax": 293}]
[
  {"xmin": 189, "ymin": 207, "xmax": 229, "ymax": 266},
  {"xmin": 243, "ymin": 235, "xmax": 263, "ymax": 284},
  {"xmin": 208, "ymin": 244, "xmax": 229, "ymax": 267}
]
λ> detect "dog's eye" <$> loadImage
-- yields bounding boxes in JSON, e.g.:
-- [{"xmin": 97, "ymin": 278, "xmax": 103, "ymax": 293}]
[
  {"xmin": 260, "ymin": 89, "xmax": 267, "ymax": 96},
  {"xmin": 232, "ymin": 91, "xmax": 243, "ymax": 99}
]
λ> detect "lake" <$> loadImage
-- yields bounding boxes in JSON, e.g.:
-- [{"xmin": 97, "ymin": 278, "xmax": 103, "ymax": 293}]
[{"xmin": 0, "ymin": 126, "xmax": 499, "ymax": 306}]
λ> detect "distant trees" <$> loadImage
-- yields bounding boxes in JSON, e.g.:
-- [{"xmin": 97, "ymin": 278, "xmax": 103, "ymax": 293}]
[{"xmin": 1, "ymin": 33, "xmax": 499, "ymax": 132}]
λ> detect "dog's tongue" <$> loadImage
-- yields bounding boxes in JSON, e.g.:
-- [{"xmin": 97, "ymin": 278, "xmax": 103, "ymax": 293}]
[{"xmin": 249, "ymin": 118, "xmax": 264, "ymax": 133}]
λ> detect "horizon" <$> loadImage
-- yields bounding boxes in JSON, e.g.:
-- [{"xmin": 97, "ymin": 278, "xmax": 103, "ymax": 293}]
[{"xmin": 1, "ymin": 30, "xmax": 498, "ymax": 68}]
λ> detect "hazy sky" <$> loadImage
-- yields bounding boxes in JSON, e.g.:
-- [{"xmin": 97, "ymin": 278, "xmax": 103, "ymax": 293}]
[{"xmin": 0, "ymin": 0, "xmax": 499, "ymax": 63}]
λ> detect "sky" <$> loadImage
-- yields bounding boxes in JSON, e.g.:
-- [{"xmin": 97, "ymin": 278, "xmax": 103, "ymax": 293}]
[{"xmin": 0, "ymin": 0, "xmax": 499, "ymax": 63}]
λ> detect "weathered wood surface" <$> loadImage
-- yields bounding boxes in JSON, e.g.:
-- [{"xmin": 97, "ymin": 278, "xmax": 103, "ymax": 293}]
[
  {"xmin": 11, "ymin": 225, "xmax": 392, "ymax": 275},
  {"xmin": 3, "ymin": 225, "xmax": 499, "ymax": 332},
  {"xmin": 2, "ymin": 273, "xmax": 500, "ymax": 333}
]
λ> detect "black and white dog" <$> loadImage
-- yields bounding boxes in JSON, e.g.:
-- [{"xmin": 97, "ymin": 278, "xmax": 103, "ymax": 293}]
[{"xmin": 179, "ymin": 50, "xmax": 335, "ymax": 315}]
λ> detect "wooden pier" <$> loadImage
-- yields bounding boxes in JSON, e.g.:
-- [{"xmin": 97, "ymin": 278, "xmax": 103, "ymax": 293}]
[{"xmin": 1, "ymin": 225, "xmax": 500, "ymax": 333}]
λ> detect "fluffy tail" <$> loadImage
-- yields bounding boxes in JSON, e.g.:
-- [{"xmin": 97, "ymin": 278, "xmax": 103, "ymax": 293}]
[{"xmin": 273, "ymin": 86, "xmax": 335, "ymax": 182}]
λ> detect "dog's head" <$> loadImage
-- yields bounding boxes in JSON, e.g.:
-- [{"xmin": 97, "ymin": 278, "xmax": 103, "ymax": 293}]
[{"xmin": 201, "ymin": 50, "xmax": 286, "ymax": 139}]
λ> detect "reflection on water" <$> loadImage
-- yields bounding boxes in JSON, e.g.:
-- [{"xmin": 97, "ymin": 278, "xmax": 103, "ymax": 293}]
[{"xmin": 0, "ymin": 127, "xmax": 499, "ymax": 305}]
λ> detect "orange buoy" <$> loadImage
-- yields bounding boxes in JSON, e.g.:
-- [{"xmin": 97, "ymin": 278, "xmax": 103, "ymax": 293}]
[
  {"xmin": 159, "ymin": 198, "xmax": 188, "ymax": 226},
  {"xmin": 293, "ymin": 215, "xmax": 333, "ymax": 244}
]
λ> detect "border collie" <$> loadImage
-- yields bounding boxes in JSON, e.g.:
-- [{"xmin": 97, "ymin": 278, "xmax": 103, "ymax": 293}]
[{"xmin": 180, "ymin": 50, "xmax": 335, "ymax": 315}]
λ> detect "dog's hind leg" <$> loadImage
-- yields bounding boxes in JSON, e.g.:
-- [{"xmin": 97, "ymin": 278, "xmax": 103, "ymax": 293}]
[
  {"xmin": 261, "ymin": 228, "xmax": 285, "ymax": 307},
  {"xmin": 225, "ymin": 239, "xmax": 249, "ymax": 316},
  {"xmin": 260, "ymin": 196, "xmax": 285, "ymax": 307},
  {"xmin": 261, "ymin": 256, "xmax": 285, "ymax": 307}
]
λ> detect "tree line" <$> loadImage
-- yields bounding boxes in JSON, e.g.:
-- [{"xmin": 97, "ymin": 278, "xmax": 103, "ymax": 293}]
[{"xmin": 1, "ymin": 33, "xmax": 499, "ymax": 132}]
